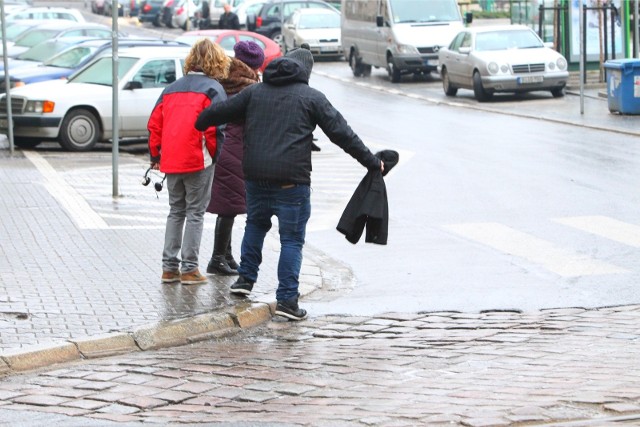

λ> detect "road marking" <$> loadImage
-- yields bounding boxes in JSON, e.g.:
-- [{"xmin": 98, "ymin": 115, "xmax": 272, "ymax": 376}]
[
  {"xmin": 555, "ymin": 215, "xmax": 640, "ymax": 247},
  {"xmin": 24, "ymin": 151, "xmax": 109, "ymax": 230},
  {"xmin": 443, "ymin": 222, "xmax": 627, "ymax": 277}
]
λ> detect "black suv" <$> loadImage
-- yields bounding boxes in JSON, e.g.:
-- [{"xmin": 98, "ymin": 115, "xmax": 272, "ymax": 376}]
[
  {"xmin": 138, "ymin": 0, "xmax": 164, "ymax": 26},
  {"xmin": 248, "ymin": 0, "xmax": 337, "ymax": 44}
]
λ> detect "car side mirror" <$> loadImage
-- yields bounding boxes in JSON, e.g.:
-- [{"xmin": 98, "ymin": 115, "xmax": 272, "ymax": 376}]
[
  {"xmin": 124, "ymin": 81, "xmax": 143, "ymax": 90},
  {"xmin": 246, "ymin": 12, "xmax": 256, "ymax": 31},
  {"xmin": 376, "ymin": 15, "xmax": 383, "ymax": 27},
  {"xmin": 458, "ymin": 47, "xmax": 471, "ymax": 54},
  {"xmin": 465, "ymin": 12, "xmax": 473, "ymax": 24}
]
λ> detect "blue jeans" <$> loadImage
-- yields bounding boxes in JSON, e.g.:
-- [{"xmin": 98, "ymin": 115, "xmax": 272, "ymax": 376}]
[{"xmin": 238, "ymin": 181, "xmax": 311, "ymax": 302}]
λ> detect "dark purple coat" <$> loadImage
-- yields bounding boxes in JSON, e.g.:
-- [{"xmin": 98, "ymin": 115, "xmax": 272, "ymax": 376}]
[{"xmin": 206, "ymin": 58, "xmax": 260, "ymax": 216}]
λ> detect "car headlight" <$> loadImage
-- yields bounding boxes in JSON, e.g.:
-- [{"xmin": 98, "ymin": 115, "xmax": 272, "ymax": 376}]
[
  {"xmin": 25, "ymin": 100, "xmax": 55, "ymax": 114},
  {"xmin": 396, "ymin": 44, "xmax": 419, "ymax": 55},
  {"xmin": 487, "ymin": 62, "xmax": 499, "ymax": 75},
  {"xmin": 556, "ymin": 57, "xmax": 567, "ymax": 71}
]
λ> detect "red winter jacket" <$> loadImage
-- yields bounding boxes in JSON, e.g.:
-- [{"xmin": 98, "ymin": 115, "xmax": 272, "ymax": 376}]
[{"xmin": 148, "ymin": 72, "xmax": 227, "ymax": 174}]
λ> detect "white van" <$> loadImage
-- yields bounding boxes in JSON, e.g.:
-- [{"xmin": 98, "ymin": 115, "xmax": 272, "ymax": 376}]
[{"xmin": 341, "ymin": 0, "xmax": 471, "ymax": 82}]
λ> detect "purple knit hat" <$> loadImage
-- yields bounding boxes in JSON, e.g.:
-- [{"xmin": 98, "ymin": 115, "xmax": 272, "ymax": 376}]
[{"xmin": 233, "ymin": 41, "xmax": 265, "ymax": 70}]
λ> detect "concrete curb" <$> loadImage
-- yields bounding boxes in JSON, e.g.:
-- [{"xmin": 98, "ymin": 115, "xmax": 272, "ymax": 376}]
[
  {"xmin": 0, "ymin": 302, "xmax": 273, "ymax": 375},
  {"xmin": 0, "ymin": 260, "xmax": 324, "ymax": 376}
]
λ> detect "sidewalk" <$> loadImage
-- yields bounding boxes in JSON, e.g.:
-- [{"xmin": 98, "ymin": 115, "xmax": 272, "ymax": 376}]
[
  {"xmin": 0, "ymin": 80, "xmax": 639, "ymax": 376},
  {"xmin": 0, "ymin": 142, "xmax": 323, "ymax": 375}
]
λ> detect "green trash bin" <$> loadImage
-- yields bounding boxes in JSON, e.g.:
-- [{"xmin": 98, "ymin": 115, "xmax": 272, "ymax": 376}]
[{"xmin": 604, "ymin": 59, "xmax": 640, "ymax": 115}]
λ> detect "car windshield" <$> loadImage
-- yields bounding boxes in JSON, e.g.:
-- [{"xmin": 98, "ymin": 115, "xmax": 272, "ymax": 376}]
[
  {"xmin": 17, "ymin": 41, "xmax": 74, "ymax": 62},
  {"xmin": 45, "ymin": 46, "xmax": 99, "ymax": 68},
  {"xmin": 475, "ymin": 29, "xmax": 543, "ymax": 51},
  {"xmin": 390, "ymin": 0, "xmax": 461, "ymax": 23},
  {"xmin": 4, "ymin": 23, "xmax": 36, "ymax": 41},
  {"xmin": 69, "ymin": 56, "xmax": 138, "ymax": 86},
  {"xmin": 15, "ymin": 29, "xmax": 59, "ymax": 48},
  {"xmin": 298, "ymin": 13, "xmax": 339, "ymax": 29}
]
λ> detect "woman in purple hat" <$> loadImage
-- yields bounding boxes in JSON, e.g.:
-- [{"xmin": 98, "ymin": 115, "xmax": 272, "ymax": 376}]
[{"xmin": 205, "ymin": 41, "xmax": 264, "ymax": 275}]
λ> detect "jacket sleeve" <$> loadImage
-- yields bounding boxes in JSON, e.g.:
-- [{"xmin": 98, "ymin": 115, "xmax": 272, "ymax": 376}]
[
  {"xmin": 195, "ymin": 86, "xmax": 250, "ymax": 131},
  {"xmin": 313, "ymin": 94, "xmax": 380, "ymax": 170},
  {"xmin": 202, "ymin": 87, "xmax": 226, "ymax": 160},
  {"xmin": 147, "ymin": 98, "xmax": 164, "ymax": 162}
]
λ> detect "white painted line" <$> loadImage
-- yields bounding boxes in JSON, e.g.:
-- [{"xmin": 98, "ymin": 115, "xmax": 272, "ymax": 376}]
[
  {"xmin": 24, "ymin": 151, "xmax": 109, "ymax": 230},
  {"xmin": 443, "ymin": 222, "xmax": 627, "ymax": 277},
  {"xmin": 555, "ymin": 216, "xmax": 640, "ymax": 248}
]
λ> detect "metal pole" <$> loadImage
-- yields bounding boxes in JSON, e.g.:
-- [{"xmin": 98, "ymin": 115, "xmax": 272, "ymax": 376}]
[
  {"xmin": 112, "ymin": 1, "xmax": 119, "ymax": 197},
  {"xmin": 633, "ymin": 0, "xmax": 640, "ymax": 58},
  {"xmin": 1, "ymin": 0, "xmax": 14, "ymax": 155},
  {"xmin": 579, "ymin": 0, "xmax": 584, "ymax": 114}
]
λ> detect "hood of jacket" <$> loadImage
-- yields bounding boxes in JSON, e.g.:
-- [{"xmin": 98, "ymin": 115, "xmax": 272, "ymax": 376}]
[
  {"xmin": 262, "ymin": 57, "xmax": 309, "ymax": 86},
  {"xmin": 221, "ymin": 57, "xmax": 260, "ymax": 95}
]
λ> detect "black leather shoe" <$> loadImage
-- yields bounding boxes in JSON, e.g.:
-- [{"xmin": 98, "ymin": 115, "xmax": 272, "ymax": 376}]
[
  {"xmin": 230, "ymin": 275, "xmax": 254, "ymax": 296},
  {"xmin": 275, "ymin": 297, "xmax": 307, "ymax": 321},
  {"xmin": 206, "ymin": 255, "xmax": 238, "ymax": 276}
]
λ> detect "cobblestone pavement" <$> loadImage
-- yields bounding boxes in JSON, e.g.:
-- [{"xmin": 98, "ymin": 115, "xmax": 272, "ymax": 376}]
[{"xmin": 0, "ymin": 307, "xmax": 639, "ymax": 426}]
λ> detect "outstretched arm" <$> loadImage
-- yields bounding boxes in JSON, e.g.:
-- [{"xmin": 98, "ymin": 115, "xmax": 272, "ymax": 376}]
[{"xmin": 195, "ymin": 87, "xmax": 252, "ymax": 130}]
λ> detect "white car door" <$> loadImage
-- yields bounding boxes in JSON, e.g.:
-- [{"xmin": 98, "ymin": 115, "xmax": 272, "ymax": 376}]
[{"xmin": 119, "ymin": 58, "xmax": 180, "ymax": 137}]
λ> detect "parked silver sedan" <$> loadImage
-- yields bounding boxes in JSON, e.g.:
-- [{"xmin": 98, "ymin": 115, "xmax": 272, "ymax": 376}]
[
  {"xmin": 438, "ymin": 25, "xmax": 569, "ymax": 102},
  {"xmin": 282, "ymin": 8, "xmax": 342, "ymax": 59}
]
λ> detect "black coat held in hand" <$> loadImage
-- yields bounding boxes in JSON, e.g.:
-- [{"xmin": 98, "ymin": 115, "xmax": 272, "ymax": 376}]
[{"xmin": 337, "ymin": 150, "xmax": 399, "ymax": 245}]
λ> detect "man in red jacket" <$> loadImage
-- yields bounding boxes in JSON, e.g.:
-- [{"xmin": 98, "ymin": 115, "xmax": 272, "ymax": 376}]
[{"xmin": 148, "ymin": 38, "xmax": 229, "ymax": 285}]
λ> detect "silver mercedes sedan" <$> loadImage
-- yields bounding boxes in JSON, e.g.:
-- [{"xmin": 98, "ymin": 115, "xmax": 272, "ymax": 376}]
[{"xmin": 438, "ymin": 25, "xmax": 569, "ymax": 102}]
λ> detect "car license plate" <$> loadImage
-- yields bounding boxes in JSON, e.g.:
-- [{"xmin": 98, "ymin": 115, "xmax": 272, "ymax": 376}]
[
  {"xmin": 320, "ymin": 46, "xmax": 335, "ymax": 52},
  {"xmin": 518, "ymin": 75, "xmax": 544, "ymax": 84}
]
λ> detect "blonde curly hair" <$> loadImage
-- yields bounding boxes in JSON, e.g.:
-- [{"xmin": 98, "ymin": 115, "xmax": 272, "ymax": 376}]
[{"xmin": 184, "ymin": 38, "xmax": 231, "ymax": 80}]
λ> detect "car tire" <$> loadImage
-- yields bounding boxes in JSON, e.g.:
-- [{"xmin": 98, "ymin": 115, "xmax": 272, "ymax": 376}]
[
  {"xmin": 59, "ymin": 109, "xmax": 100, "ymax": 152},
  {"xmin": 271, "ymin": 31, "xmax": 284, "ymax": 53},
  {"xmin": 349, "ymin": 51, "xmax": 365, "ymax": 77},
  {"xmin": 387, "ymin": 56, "xmax": 401, "ymax": 83},
  {"xmin": 551, "ymin": 86, "xmax": 565, "ymax": 98},
  {"xmin": 14, "ymin": 137, "xmax": 41, "ymax": 149},
  {"xmin": 441, "ymin": 68, "xmax": 458, "ymax": 96},
  {"xmin": 152, "ymin": 15, "xmax": 161, "ymax": 27},
  {"xmin": 472, "ymin": 71, "xmax": 492, "ymax": 102}
]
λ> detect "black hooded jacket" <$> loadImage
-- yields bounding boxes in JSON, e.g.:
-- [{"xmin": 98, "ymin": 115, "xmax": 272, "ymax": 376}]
[
  {"xmin": 337, "ymin": 150, "xmax": 399, "ymax": 245},
  {"xmin": 195, "ymin": 57, "xmax": 380, "ymax": 185}
]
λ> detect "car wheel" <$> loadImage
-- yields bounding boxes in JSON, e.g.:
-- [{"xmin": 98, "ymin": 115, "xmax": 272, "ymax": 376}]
[
  {"xmin": 59, "ymin": 109, "xmax": 100, "ymax": 152},
  {"xmin": 387, "ymin": 56, "xmax": 401, "ymax": 83},
  {"xmin": 271, "ymin": 31, "xmax": 284, "ymax": 53},
  {"xmin": 472, "ymin": 71, "xmax": 492, "ymax": 102},
  {"xmin": 152, "ymin": 14, "xmax": 161, "ymax": 27},
  {"xmin": 441, "ymin": 68, "xmax": 458, "ymax": 96},
  {"xmin": 14, "ymin": 137, "xmax": 41, "ymax": 149},
  {"xmin": 551, "ymin": 86, "xmax": 565, "ymax": 98},
  {"xmin": 349, "ymin": 51, "xmax": 365, "ymax": 77}
]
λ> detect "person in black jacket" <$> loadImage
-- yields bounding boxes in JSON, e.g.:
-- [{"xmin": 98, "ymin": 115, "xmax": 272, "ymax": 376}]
[
  {"xmin": 218, "ymin": 3, "xmax": 240, "ymax": 29},
  {"xmin": 196, "ymin": 47, "xmax": 383, "ymax": 321}
]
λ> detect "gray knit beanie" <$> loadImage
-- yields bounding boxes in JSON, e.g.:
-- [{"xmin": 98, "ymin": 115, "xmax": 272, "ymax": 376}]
[{"xmin": 285, "ymin": 46, "xmax": 314, "ymax": 76}]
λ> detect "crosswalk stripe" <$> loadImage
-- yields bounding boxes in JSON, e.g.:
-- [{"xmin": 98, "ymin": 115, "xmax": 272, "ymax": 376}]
[
  {"xmin": 443, "ymin": 222, "xmax": 627, "ymax": 277},
  {"xmin": 554, "ymin": 216, "xmax": 640, "ymax": 248},
  {"xmin": 24, "ymin": 151, "xmax": 109, "ymax": 230}
]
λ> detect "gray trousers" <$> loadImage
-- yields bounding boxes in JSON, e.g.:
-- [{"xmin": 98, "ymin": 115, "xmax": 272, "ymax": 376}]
[{"xmin": 162, "ymin": 165, "xmax": 215, "ymax": 273}]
